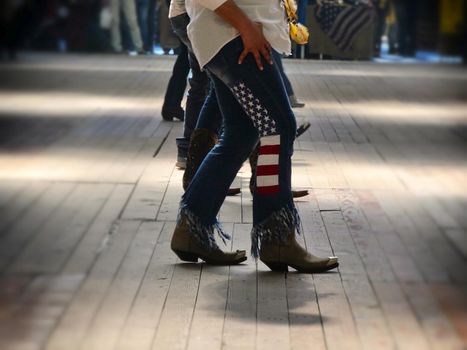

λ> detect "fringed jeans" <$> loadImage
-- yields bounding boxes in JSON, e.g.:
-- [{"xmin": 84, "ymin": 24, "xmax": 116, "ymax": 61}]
[{"xmin": 180, "ymin": 37, "xmax": 300, "ymax": 256}]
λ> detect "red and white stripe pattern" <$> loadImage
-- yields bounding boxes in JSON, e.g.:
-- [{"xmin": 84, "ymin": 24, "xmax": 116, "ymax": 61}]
[
  {"xmin": 230, "ymin": 81, "xmax": 281, "ymax": 195},
  {"xmin": 256, "ymin": 135, "xmax": 281, "ymax": 195}
]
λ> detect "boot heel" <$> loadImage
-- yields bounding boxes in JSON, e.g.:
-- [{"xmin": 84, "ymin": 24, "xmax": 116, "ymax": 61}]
[
  {"xmin": 173, "ymin": 250, "xmax": 198, "ymax": 262},
  {"xmin": 262, "ymin": 261, "xmax": 288, "ymax": 272}
]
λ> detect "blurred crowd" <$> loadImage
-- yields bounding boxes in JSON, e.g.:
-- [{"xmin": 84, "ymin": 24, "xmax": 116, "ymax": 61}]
[
  {"xmin": 0, "ymin": 0, "xmax": 180, "ymax": 59},
  {"xmin": 0, "ymin": 0, "xmax": 464, "ymax": 60}
]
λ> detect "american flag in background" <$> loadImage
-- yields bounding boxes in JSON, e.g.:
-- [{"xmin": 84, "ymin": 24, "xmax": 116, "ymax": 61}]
[{"xmin": 315, "ymin": 2, "xmax": 374, "ymax": 51}]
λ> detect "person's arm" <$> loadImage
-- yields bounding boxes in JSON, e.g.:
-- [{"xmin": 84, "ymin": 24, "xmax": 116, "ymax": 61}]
[{"xmin": 212, "ymin": 0, "xmax": 273, "ymax": 70}]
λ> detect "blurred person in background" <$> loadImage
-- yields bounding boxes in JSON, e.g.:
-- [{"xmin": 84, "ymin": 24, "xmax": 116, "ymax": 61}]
[
  {"xmin": 463, "ymin": 3, "xmax": 467, "ymax": 64},
  {"xmin": 65, "ymin": 0, "xmax": 102, "ymax": 51},
  {"xmin": 136, "ymin": 0, "xmax": 156, "ymax": 53},
  {"xmin": 393, "ymin": 0, "xmax": 417, "ymax": 56},
  {"xmin": 372, "ymin": 0, "xmax": 389, "ymax": 57},
  {"xmin": 0, "ymin": 0, "xmax": 26, "ymax": 60},
  {"xmin": 386, "ymin": 0, "xmax": 398, "ymax": 54},
  {"xmin": 109, "ymin": 0, "xmax": 144, "ymax": 54},
  {"xmin": 161, "ymin": 0, "xmax": 190, "ymax": 123},
  {"xmin": 166, "ymin": 0, "xmax": 210, "ymax": 168},
  {"xmin": 1, "ymin": 0, "xmax": 72, "ymax": 55},
  {"xmin": 161, "ymin": 41, "xmax": 190, "ymax": 122}
]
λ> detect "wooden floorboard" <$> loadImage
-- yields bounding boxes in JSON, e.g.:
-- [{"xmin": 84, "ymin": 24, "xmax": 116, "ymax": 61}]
[{"xmin": 0, "ymin": 53, "xmax": 465, "ymax": 350}]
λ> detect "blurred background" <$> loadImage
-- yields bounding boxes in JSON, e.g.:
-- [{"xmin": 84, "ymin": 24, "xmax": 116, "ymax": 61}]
[
  {"xmin": 0, "ymin": 1, "xmax": 466, "ymax": 350},
  {"xmin": 0, "ymin": 0, "xmax": 465, "ymax": 62}
]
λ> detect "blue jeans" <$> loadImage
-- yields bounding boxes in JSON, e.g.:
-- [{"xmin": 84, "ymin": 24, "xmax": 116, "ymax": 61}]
[
  {"xmin": 162, "ymin": 41, "xmax": 189, "ymax": 111},
  {"xmin": 181, "ymin": 37, "xmax": 299, "ymax": 255},
  {"xmin": 195, "ymin": 83, "xmax": 222, "ymax": 133},
  {"xmin": 170, "ymin": 13, "xmax": 211, "ymax": 139},
  {"xmin": 272, "ymin": 50, "xmax": 294, "ymax": 97},
  {"xmin": 136, "ymin": 0, "xmax": 155, "ymax": 51}
]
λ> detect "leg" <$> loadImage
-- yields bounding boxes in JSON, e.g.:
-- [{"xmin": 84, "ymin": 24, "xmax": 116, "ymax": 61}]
[
  {"xmin": 136, "ymin": 0, "xmax": 149, "ymax": 51},
  {"xmin": 272, "ymin": 50, "xmax": 305, "ymax": 108},
  {"xmin": 161, "ymin": 41, "xmax": 189, "ymax": 121},
  {"xmin": 181, "ymin": 73, "xmax": 259, "ymax": 220},
  {"xmin": 146, "ymin": 0, "xmax": 156, "ymax": 52},
  {"xmin": 204, "ymin": 38, "xmax": 337, "ymax": 272},
  {"xmin": 272, "ymin": 50, "xmax": 293, "ymax": 97},
  {"xmin": 181, "ymin": 37, "xmax": 296, "ymax": 244},
  {"xmin": 170, "ymin": 13, "xmax": 217, "ymax": 173},
  {"xmin": 170, "ymin": 13, "xmax": 210, "ymax": 140},
  {"xmin": 110, "ymin": 0, "xmax": 122, "ymax": 52},
  {"xmin": 184, "ymin": 51, "xmax": 209, "ymax": 139},
  {"xmin": 182, "ymin": 84, "xmax": 223, "ymax": 190},
  {"xmin": 171, "ymin": 62, "xmax": 254, "ymax": 265},
  {"xmin": 122, "ymin": 0, "xmax": 143, "ymax": 51}
]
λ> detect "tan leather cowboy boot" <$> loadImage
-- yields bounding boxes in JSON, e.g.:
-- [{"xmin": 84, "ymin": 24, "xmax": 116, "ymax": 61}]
[
  {"xmin": 171, "ymin": 210, "xmax": 246, "ymax": 265},
  {"xmin": 260, "ymin": 232, "xmax": 338, "ymax": 273},
  {"xmin": 251, "ymin": 207, "xmax": 338, "ymax": 273}
]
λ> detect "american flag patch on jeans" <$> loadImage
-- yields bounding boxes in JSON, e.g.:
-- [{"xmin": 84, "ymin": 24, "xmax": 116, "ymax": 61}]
[{"xmin": 256, "ymin": 135, "xmax": 281, "ymax": 195}]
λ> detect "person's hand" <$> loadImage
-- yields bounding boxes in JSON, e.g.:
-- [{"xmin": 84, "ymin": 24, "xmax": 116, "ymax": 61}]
[{"xmin": 238, "ymin": 22, "xmax": 273, "ymax": 71}]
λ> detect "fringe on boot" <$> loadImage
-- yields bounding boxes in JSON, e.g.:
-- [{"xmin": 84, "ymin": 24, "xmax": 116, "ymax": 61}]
[
  {"xmin": 250, "ymin": 205, "xmax": 302, "ymax": 258},
  {"xmin": 178, "ymin": 207, "xmax": 231, "ymax": 251}
]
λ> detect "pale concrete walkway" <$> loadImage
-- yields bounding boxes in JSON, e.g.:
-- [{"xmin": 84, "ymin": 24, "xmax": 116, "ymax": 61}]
[{"xmin": 0, "ymin": 53, "xmax": 466, "ymax": 350}]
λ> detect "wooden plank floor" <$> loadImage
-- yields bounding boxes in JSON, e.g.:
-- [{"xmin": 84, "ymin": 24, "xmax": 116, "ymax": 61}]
[{"xmin": 0, "ymin": 53, "xmax": 466, "ymax": 350}]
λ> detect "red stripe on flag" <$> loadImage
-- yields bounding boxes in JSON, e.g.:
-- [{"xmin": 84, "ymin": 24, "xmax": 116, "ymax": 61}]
[
  {"xmin": 256, "ymin": 185, "xmax": 280, "ymax": 195},
  {"xmin": 259, "ymin": 145, "xmax": 280, "ymax": 155},
  {"xmin": 256, "ymin": 165, "xmax": 279, "ymax": 176}
]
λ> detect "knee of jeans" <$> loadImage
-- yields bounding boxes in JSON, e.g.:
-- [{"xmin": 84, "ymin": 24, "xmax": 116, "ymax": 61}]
[{"xmin": 217, "ymin": 134, "xmax": 258, "ymax": 163}]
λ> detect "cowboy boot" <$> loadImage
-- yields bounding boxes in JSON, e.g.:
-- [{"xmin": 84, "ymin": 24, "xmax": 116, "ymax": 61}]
[
  {"xmin": 296, "ymin": 121, "xmax": 310, "ymax": 138},
  {"xmin": 260, "ymin": 229, "xmax": 338, "ymax": 273},
  {"xmin": 171, "ymin": 210, "xmax": 247, "ymax": 265},
  {"xmin": 249, "ymin": 144, "xmax": 309, "ymax": 198},
  {"xmin": 183, "ymin": 128, "xmax": 218, "ymax": 191},
  {"xmin": 176, "ymin": 137, "xmax": 189, "ymax": 169},
  {"xmin": 162, "ymin": 104, "xmax": 184, "ymax": 122},
  {"xmin": 289, "ymin": 94, "xmax": 305, "ymax": 108},
  {"xmin": 183, "ymin": 128, "xmax": 241, "ymax": 196}
]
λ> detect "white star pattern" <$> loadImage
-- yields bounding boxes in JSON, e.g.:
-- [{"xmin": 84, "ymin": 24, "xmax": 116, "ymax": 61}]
[{"xmin": 230, "ymin": 81, "xmax": 278, "ymax": 137}]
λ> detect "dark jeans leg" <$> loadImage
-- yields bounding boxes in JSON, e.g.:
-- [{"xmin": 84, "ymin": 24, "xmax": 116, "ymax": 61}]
[
  {"xmin": 162, "ymin": 41, "xmax": 189, "ymax": 109},
  {"xmin": 272, "ymin": 50, "xmax": 294, "ymax": 97},
  {"xmin": 170, "ymin": 13, "xmax": 212, "ymax": 140},
  {"xmin": 183, "ymin": 51, "xmax": 209, "ymax": 139},
  {"xmin": 182, "ymin": 37, "xmax": 297, "ymax": 226},
  {"xmin": 181, "ymin": 72, "xmax": 259, "ymax": 224},
  {"xmin": 195, "ymin": 81, "xmax": 222, "ymax": 134}
]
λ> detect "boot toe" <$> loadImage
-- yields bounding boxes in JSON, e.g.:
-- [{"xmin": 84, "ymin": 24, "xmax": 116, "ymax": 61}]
[
  {"xmin": 227, "ymin": 187, "xmax": 241, "ymax": 196},
  {"xmin": 203, "ymin": 249, "xmax": 247, "ymax": 265},
  {"xmin": 292, "ymin": 189, "xmax": 309, "ymax": 198},
  {"xmin": 326, "ymin": 256, "xmax": 339, "ymax": 269}
]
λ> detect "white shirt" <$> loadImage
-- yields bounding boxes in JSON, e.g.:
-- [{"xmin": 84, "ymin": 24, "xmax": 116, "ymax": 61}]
[
  {"xmin": 186, "ymin": 0, "xmax": 291, "ymax": 68},
  {"xmin": 169, "ymin": 0, "xmax": 187, "ymax": 18}
]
